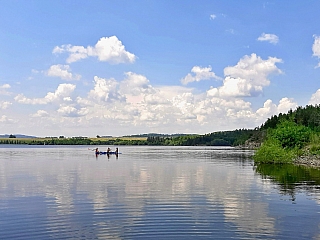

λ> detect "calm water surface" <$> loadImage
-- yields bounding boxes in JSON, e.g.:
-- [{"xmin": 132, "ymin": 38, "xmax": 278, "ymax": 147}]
[{"xmin": 0, "ymin": 145, "xmax": 319, "ymax": 239}]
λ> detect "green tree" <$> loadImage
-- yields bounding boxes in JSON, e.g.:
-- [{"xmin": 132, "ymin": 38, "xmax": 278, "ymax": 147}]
[{"xmin": 269, "ymin": 120, "xmax": 311, "ymax": 149}]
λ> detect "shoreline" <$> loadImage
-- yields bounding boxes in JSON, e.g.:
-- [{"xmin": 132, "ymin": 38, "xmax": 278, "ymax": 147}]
[
  {"xmin": 293, "ymin": 155, "xmax": 320, "ymax": 168},
  {"xmin": 238, "ymin": 144, "xmax": 320, "ymax": 168}
]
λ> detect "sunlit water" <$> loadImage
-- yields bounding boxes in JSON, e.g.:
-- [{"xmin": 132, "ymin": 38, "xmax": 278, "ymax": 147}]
[{"xmin": 0, "ymin": 145, "xmax": 319, "ymax": 239}]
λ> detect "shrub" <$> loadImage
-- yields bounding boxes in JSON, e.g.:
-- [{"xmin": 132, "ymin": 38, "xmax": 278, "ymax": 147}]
[
  {"xmin": 269, "ymin": 120, "xmax": 311, "ymax": 149},
  {"xmin": 253, "ymin": 138, "xmax": 294, "ymax": 164}
]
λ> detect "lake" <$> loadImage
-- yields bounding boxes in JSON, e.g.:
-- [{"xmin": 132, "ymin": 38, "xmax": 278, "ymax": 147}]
[{"xmin": 0, "ymin": 145, "xmax": 319, "ymax": 239}]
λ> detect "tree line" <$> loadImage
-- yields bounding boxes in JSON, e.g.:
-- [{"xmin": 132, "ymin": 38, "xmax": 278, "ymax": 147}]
[
  {"xmin": 0, "ymin": 129, "xmax": 256, "ymax": 146},
  {"xmin": 146, "ymin": 129, "xmax": 256, "ymax": 146}
]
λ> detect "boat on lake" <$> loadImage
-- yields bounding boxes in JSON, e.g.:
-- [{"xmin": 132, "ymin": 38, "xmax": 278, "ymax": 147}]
[{"xmin": 97, "ymin": 151, "xmax": 120, "ymax": 155}]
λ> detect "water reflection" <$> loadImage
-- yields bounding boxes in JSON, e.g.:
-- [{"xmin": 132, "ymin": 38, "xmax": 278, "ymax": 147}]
[
  {"xmin": 0, "ymin": 146, "xmax": 319, "ymax": 239},
  {"xmin": 255, "ymin": 164, "xmax": 320, "ymax": 201}
]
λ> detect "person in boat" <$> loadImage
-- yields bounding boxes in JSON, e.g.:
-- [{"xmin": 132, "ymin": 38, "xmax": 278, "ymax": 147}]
[
  {"xmin": 107, "ymin": 147, "xmax": 111, "ymax": 154},
  {"xmin": 115, "ymin": 148, "xmax": 118, "ymax": 155}
]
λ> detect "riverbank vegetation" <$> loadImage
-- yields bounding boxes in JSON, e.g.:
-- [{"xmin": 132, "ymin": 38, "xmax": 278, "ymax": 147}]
[{"xmin": 253, "ymin": 105, "xmax": 320, "ymax": 164}]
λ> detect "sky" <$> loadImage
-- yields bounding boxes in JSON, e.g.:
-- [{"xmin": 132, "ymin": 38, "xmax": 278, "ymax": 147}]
[{"xmin": 1, "ymin": 0, "xmax": 320, "ymax": 137}]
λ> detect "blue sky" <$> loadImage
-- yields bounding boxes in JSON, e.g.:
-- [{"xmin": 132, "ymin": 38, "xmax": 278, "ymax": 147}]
[{"xmin": 1, "ymin": 0, "xmax": 320, "ymax": 137}]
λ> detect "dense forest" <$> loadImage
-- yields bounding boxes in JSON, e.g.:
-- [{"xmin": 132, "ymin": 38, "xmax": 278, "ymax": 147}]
[
  {"xmin": 146, "ymin": 129, "xmax": 256, "ymax": 146},
  {"xmin": 260, "ymin": 105, "xmax": 320, "ymax": 131}
]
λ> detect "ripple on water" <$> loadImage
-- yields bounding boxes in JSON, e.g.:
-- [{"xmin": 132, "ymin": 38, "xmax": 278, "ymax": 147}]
[{"xmin": 0, "ymin": 146, "xmax": 319, "ymax": 239}]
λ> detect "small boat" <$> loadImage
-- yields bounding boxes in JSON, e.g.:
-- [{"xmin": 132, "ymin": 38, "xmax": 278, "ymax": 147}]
[{"xmin": 97, "ymin": 151, "xmax": 120, "ymax": 155}]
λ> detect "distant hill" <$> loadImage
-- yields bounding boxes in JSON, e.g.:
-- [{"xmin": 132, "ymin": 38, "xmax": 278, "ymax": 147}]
[{"xmin": 0, "ymin": 134, "xmax": 37, "ymax": 138}]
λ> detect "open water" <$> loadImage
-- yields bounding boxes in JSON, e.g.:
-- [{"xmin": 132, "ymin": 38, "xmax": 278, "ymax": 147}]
[{"xmin": 0, "ymin": 145, "xmax": 319, "ymax": 239}]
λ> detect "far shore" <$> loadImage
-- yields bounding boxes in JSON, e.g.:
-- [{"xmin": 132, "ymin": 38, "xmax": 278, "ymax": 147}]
[{"xmin": 2, "ymin": 139, "xmax": 320, "ymax": 168}]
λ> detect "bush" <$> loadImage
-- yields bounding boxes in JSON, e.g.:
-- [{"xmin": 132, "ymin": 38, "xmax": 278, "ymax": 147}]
[
  {"xmin": 269, "ymin": 120, "xmax": 311, "ymax": 149},
  {"xmin": 253, "ymin": 138, "xmax": 294, "ymax": 164}
]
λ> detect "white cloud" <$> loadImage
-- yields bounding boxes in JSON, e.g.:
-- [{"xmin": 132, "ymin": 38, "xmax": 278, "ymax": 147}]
[
  {"xmin": 53, "ymin": 36, "xmax": 136, "ymax": 64},
  {"xmin": 312, "ymin": 35, "xmax": 320, "ymax": 67},
  {"xmin": 8, "ymin": 77, "xmax": 298, "ymax": 136},
  {"xmin": 0, "ymin": 101, "xmax": 12, "ymax": 109},
  {"xmin": 277, "ymin": 97, "xmax": 297, "ymax": 113},
  {"xmin": 15, "ymin": 83, "xmax": 76, "ymax": 104},
  {"xmin": 0, "ymin": 84, "xmax": 10, "ymax": 89},
  {"xmin": 53, "ymin": 45, "xmax": 87, "ymax": 63},
  {"xmin": 66, "ymin": 69, "xmax": 294, "ymax": 134},
  {"xmin": 309, "ymin": 89, "xmax": 320, "ymax": 105},
  {"xmin": 0, "ymin": 84, "xmax": 11, "ymax": 95},
  {"xmin": 5, "ymin": 52, "xmax": 302, "ymax": 136},
  {"xmin": 181, "ymin": 66, "xmax": 221, "ymax": 85},
  {"xmin": 208, "ymin": 53, "xmax": 282, "ymax": 98},
  {"xmin": 257, "ymin": 33, "xmax": 279, "ymax": 44},
  {"xmin": 57, "ymin": 105, "xmax": 88, "ymax": 117},
  {"xmin": 256, "ymin": 98, "xmax": 297, "ymax": 121},
  {"xmin": 0, "ymin": 115, "xmax": 14, "ymax": 124},
  {"xmin": 312, "ymin": 35, "xmax": 320, "ymax": 57},
  {"xmin": 210, "ymin": 14, "xmax": 216, "ymax": 20},
  {"xmin": 15, "ymin": 94, "xmax": 47, "ymax": 104},
  {"xmin": 88, "ymin": 76, "xmax": 125, "ymax": 103},
  {"xmin": 47, "ymin": 64, "xmax": 81, "ymax": 81},
  {"xmin": 31, "ymin": 110, "xmax": 49, "ymax": 117},
  {"xmin": 120, "ymin": 72, "xmax": 154, "ymax": 95}
]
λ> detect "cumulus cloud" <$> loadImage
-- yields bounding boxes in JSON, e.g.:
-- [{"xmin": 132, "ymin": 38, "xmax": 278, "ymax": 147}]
[
  {"xmin": 73, "ymin": 70, "xmax": 296, "ymax": 133},
  {"xmin": 121, "ymin": 72, "xmax": 155, "ymax": 96},
  {"xmin": 8, "ymin": 68, "xmax": 302, "ymax": 136},
  {"xmin": 57, "ymin": 105, "xmax": 88, "ymax": 117},
  {"xmin": 31, "ymin": 110, "xmax": 49, "ymax": 117},
  {"xmin": 53, "ymin": 36, "xmax": 136, "ymax": 64},
  {"xmin": 277, "ymin": 97, "xmax": 297, "ymax": 113},
  {"xmin": 15, "ymin": 83, "xmax": 76, "ymax": 104},
  {"xmin": 0, "ymin": 84, "xmax": 11, "ymax": 95},
  {"xmin": 256, "ymin": 98, "xmax": 297, "ymax": 121},
  {"xmin": 0, "ymin": 84, "xmax": 10, "ymax": 89},
  {"xmin": 181, "ymin": 66, "xmax": 221, "ymax": 85},
  {"xmin": 47, "ymin": 64, "xmax": 81, "ymax": 81},
  {"xmin": 257, "ymin": 33, "xmax": 279, "ymax": 44},
  {"xmin": 208, "ymin": 53, "xmax": 282, "ymax": 98},
  {"xmin": 309, "ymin": 89, "xmax": 320, "ymax": 105},
  {"xmin": 312, "ymin": 35, "xmax": 320, "ymax": 67},
  {"xmin": 88, "ymin": 76, "xmax": 125, "ymax": 103},
  {"xmin": 0, "ymin": 101, "xmax": 12, "ymax": 109},
  {"xmin": 7, "ymin": 50, "xmax": 301, "ymax": 135}
]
